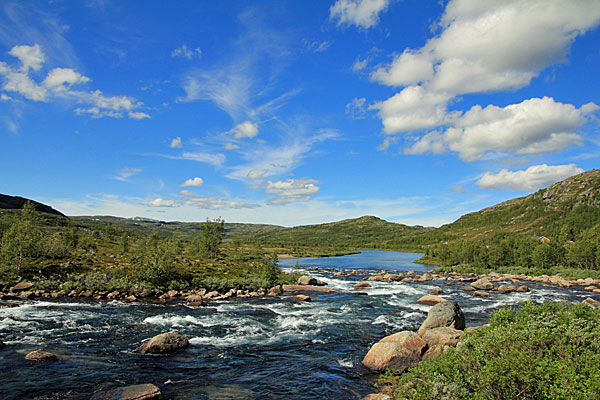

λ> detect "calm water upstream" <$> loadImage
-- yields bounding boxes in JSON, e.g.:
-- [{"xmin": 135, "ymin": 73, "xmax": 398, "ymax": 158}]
[{"xmin": 0, "ymin": 250, "xmax": 594, "ymax": 399}]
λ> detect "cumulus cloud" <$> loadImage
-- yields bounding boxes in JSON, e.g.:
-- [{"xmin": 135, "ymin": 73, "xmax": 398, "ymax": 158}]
[
  {"xmin": 171, "ymin": 44, "xmax": 202, "ymax": 59},
  {"xmin": 330, "ymin": 0, "xmax": 392, "ymax": 29},
  {"xmin": 265, "ymin": 178, "xmax": 320, "ymax": 204},
  {"xmin": 475, "ymin": 164, "xmax": 584, "ymax": 191},
  {"xmin": 9, "ymin": 44, "xmax": 45, "ymax": 71},
  {"xmin": 406, "ymin": 97, "xmax": 594, "ymax": 161},
  {"xmin": 114, "ymin": 167, "xmax": 142, "ymax": 182},
  {"xmin": 224, "ymin": 143, "xmax": 239, "ymax": 150},
  {"xmin": 373, "ymin": 0, "xmax": 600, "ymax": 94},
  {"xmin": 181, "ymin": 177, "xmax": 204, "ymax": 187},
  {"xmin": 227, "ymin": 121, "xmax": 259, "ymax": 139},
  {"xmin": 42, "ymin": 68, "xmax": 90, "ymax": 89},
  {"xmin": 369, "ymin": 0, "xmax": 600, "ymax": 156},
  {"xmin": 148, "ymin": 198, "xmax": 175, "ymax": 207},
  {"xmin": 0, "ymin": 44, "xmax": 148, "ymax": 119},
  {"xmin": 370, "ymin": 86, "xmax": 453, "ymax": 134},
  {"xmin": 170, "ymin": 137, "xmax": 183, "ymax": 148}
]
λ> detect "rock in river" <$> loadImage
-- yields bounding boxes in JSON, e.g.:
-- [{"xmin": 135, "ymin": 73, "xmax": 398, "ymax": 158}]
[
  {"xmin": 89, "ymin": 383, "xmax": 163, "ymax": 400},
  {"xmin": 417, "ymin": 301, "xmax": 465, "ymax": 336},
  {"xmin": 416, "ymin": 295, "xmax": 447, "ymax": 305},
  {"xmin": 470, "ymin": 277, "xmax": 493, "ymax": 290},
  {"xmin": 362, "ymin": 331, "xmax": 428, "ymax": 371},
  {"xmin": 25, "ymin": 350, "xmax": 59, "ymax": 362},
  {"xmin": 137, "ymin": 332, "xmax": 189, "ymax": 355}
]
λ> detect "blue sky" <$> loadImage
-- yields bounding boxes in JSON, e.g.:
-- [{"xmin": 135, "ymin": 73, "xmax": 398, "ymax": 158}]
[{"xmin": 1, "ymin": 0, "xmax": 599, "ymax": 227}]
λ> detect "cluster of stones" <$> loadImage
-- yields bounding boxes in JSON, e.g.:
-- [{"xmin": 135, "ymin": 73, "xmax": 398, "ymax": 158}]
[
  {"xmin": 0, "ymin": 278, "xmax": 325, "ymax": 304},
  {"xmin": 360, "ymin": 301, "xmax": 479, "ymax": 400}
]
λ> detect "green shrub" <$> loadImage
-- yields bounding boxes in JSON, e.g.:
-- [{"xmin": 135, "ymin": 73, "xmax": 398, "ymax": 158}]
[{"xmin": 383, "ymin": 302, "xmax": 600, "ymax": 400}]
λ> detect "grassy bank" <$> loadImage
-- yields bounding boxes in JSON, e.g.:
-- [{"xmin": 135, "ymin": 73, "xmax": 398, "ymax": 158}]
[{"xmin": 379, "ymin": 301, "xmax": 600, "ymax": 399}]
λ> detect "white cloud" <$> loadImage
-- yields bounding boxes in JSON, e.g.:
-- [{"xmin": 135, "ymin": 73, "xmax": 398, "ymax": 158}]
[
  {"xmin": 247, "ymin": 169, "xmax": 266, "ymax": 180},
  {"xmin": 370, "ymin": 86, "xmax": 453, "ymax": 134},
  {"xmin": 225, "ymin": 143, "xmax": 239, "ymax": 150},
  {"xmin": 171, "ymin": 44, "xmax": 202, "ymax": 59},
  {"xmin": 114, "ymin": 167, "xmax": 142, "ymax": 182},
  {"xmin": 180, "ymin": 191, "xmax": 258, "ymax": 209},
  {"xmin": 0, "ymin": 44, "xmax": 148, "ymax": 120},
  {"xmin": 42, "ymin": 67, "xmax": 90, "ymax": 89},
  {"xmin": 371, "ymin": 51, "xmax": 434, "ymax": 87},
  {"xmin": 9, "ymin": 44, "xmax": 45, "ymax": 71},
  {"xmin": 148, "ymin": 198, "xmax": 175, "ymax": 207},
  {"xmin": 227, "ymin": 121, "xmax": 258, "ymax": 139},
  {"xmin": 345, "ymin": 97, "xmax": 367, "ymax": 119},
  {"xmin": 180, "ymin": 151, "xmax": 226, "ymax": 167},
  {"xmin": 373, "ymin": 0, "xmax": 600, "ymax": 94},
  {"xmin": 170, "ymin": 137, "xmax": 183, "ymax": 148},
  {"xmin": 128, "ymin": 111, "xmax": 150, "ymax": 120},
  {"xmin": 407, "ymin": 97, "xmax": 594, "ymax": 161},
  {"xmin": 352, "ymin": 58, "xmax": 368, "ymax": 72},
  {"xmin": 330, "ymin": 0, "xmax": 392, "ymax": 29},
  {"xmin": 227, "ymin": 130, "xmax": 338, "ymax": 181},
  {"xmin": 475, "ymin": 164, "xmax": 584, "ymax": 191},
  {"xmin": 0, "ymin": 93, "xmax": 11, "ymax": 101},
  {"xmin": 265, "ymin": 178, "xmax": 320, "ymax": 204},
  {"xmin": 181, "ymin": 177, "xmax": 204, "ymax": 187},
  {"xmin": 369, "ymin": 0, "xmax": 600, "ymax": 156}
]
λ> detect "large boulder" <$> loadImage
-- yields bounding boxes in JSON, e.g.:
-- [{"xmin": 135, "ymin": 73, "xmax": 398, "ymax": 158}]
[
  {"xmin": 89, "ymin": 383, "xmax": 163, "ymax": 400},
  {"xmin": 25, "ymin": 350, "xmax": 58, "ymax": 362},
  {"xmin": 137, "ymin": 332, "xmax": 189, "ymax": 355},
  {"xmin": 297, "ymin": 275, "xmax": 318, "ymax": 285},
  {"xmin": 362, "ymin": 331, "xmax": 428, "ymax": 371},
  {"xmin": 470, "ymin": 277, "xmax": 493, "ymax": 290},
  {"xmin": 421, "ymin": 327, "xmax": 464, "ymax": 347},
  {"xmin": 417, "ymin": 301, "xmax": 465, "ymax": 336}
]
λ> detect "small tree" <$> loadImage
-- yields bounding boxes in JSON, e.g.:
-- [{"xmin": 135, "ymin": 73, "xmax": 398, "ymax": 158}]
[
  {"xmin": 192, "ymin": 217, "xmax": 224, "ymax": 259},
  {"xmin": 0, "ymin": 202, "xmax": 42, "ymax": 277}
]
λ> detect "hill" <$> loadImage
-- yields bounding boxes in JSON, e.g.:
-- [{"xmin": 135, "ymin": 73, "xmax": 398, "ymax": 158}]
[
  {"xmin": 0, "ymin": 194, "xmax": 65, "ymax": 216},
  {"xmin": 241, "ymin": 215, "xmax": 433, "ymax": 250}
]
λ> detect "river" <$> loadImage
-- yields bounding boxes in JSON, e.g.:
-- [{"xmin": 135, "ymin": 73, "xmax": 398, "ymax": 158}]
[{"xmin": 0, "ymin": 250, "xmax": 593, "ymax": 399}]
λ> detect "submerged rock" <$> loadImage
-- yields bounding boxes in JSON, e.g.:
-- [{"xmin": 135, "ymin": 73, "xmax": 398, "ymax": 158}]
[
  {"xmin": 25, "ymin": 350, "xmax": 58, "ymax": 362},
  {"xmin": 89, "ymin": 383, "xmax": 163, "ymax": 400},
  {"xmin": 417, "ymin": 301, "xmax": 465, "ymax": 336},
  {"xmin": 362, "ymin": 331, "xmax": 428, "ymax": 371},
  {"xmin": 137, "ymin": 332, "xmax": 189, "ymax": 355}
]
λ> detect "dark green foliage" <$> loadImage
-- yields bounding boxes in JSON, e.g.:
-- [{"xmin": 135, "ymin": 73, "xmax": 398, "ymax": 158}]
[{"xmin": 383, "ymin": 302, "xmax": 600, "ymax": 400}]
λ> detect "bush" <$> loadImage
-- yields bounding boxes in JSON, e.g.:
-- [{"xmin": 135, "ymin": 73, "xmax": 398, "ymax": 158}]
[{"xmin": 383, "ymin": 302, "xmax": 600, "ymax": 400}]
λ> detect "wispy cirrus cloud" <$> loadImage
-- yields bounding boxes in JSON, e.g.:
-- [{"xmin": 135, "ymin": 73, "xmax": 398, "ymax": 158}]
[{"xmin": 113, "ymin": 167, "xmax": 142, "ymax": 182}]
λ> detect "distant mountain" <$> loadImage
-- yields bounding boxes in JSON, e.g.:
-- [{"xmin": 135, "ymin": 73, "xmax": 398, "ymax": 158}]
[
  {"xmin": 243, "ymin": 215, "xmax": 433, "ymax": 249},
  {"xmin": 0, "ymin": 194, "xmax": 65, "ymax": 217}
]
